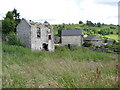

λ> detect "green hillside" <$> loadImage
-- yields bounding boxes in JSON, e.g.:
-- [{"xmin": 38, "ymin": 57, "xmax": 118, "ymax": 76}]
[
  {"xmin": 2, "ymin": 43, "xmax": 118, "ymax": 88},
  {"xmin": 53, "ymin": 23, "xmax": 118, "ymax": 41}
]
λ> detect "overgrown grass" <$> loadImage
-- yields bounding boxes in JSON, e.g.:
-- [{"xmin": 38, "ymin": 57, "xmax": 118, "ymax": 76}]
[{"xmin": 2, "ymin": 43, "xmax": 118, "ymax": 88}]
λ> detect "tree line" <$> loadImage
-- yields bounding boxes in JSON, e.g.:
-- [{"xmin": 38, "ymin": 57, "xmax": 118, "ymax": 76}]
[
  {"xmin": 2, "ymin": 8, "xmax": 20, "ymax": 34},
  {"xmin": 2, "ymin": 8, "xmax": 22, "ymax": 46}
]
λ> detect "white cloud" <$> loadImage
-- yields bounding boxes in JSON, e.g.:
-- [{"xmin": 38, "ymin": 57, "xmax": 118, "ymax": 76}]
[
  {"xmin": 78, "ymin": 0, "xmax": 118, "ymax": 24},
  {"xmin": 0, "ymin": 0, "xmax": 118, "ymax": 25}
]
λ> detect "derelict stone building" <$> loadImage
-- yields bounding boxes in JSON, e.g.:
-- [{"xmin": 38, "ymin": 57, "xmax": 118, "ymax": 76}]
[{"xmin": 16, "ymin": 18, "xmax": 54, "ymax": 51}]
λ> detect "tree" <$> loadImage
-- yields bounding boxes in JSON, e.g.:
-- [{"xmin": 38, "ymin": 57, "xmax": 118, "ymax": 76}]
[
  {"xmin": 2, "ymin": 9, "xmax": 21, "ymax": 34},
  {"xmin": 102, "ymin": 23, "xmax": 104, "ymax": 25},
  {"xmin": 12, "ymin": 8, "xmax": 21, "ymax": 32},
  {"xmin": 12, "ymin": 8, "xmax": 20, "ymax": 25},
  {"xmin": 86, "ymin": 20, "xmax": 94, "ymax": 26},
  {"xmin": 58, "ymin": 25, "xmax": 64, "ymax": 31},
  {"xmin": 2, "ymin": 11, "xmax": 16, "ymax": 34},
  {"xmin": 97, "ymin": 22, "xmax": 101, "ymax": 27},
  {"xmin": 5, "ymin": 11, "xmax": 14, "ymax": 20},
  {"xmin": 58, "ymin": 29, "xmax": 62, "ymax": 37},
  {"xmin": 79, "ymin": 21, "xmax": 83, "ymax": 24}
]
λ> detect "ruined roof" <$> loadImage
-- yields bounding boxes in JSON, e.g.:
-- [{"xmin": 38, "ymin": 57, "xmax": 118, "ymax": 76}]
[
  {"xmin": 84, "ymin": 35, "xmax": 102, "ymax": 41},
  {"xmin": 22, "ymin": 18, "xmax": 47, "ymax": 26},
  {"xmin": 29, "ymin": 20, "xmax": 42, "ymax": 26},
  {"xmin": 43, "ymin": 21, "xmax": 51, "ymax": 27},
  {"xmin": 61, "ymin": 30, "xmax": 82, "ymax": 36},
  {"xmin": 21, "ymin": 18, "xmax": 52, "ymax": 29}
]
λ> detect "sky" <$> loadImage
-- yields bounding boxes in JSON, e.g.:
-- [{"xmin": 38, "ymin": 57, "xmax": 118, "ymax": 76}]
[{"xmin": 0, "ymin": 0, "xmax": 119, "ymax": 25}]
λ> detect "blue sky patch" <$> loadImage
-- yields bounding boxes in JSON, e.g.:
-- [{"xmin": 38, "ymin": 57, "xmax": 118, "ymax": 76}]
[{"xmin": 97, "ymin": 2, "xmax": 117, "ymax": 6}]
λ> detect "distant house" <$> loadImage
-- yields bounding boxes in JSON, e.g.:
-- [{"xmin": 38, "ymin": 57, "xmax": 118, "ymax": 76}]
[
  {"xmin": 16, "ymin": 18, "xmax": 54, "ymax": 51},
  {"xmin": 84, "ymin": 35, "xmax": 103, "ymax": 46},
  {"xmin": 106, "ymin": 40, "xmax": 114, "ymax": 45},
  {"xmin": 60, "ymin": 30, "xmax": 83, "ymax": 46}
]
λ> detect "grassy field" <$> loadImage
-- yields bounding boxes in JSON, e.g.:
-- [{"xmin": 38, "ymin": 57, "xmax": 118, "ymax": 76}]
[
  {"xmin": 104, "ymin": 35, "xmax": 118, "ymax": 41},
  {"xmin": 2, "ymin": 43, "xmax": 118, "ymax": 88}
]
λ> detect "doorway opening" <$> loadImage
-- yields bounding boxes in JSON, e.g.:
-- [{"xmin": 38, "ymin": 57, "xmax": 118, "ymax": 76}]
[{"xmin": 43, "ymin": 43, "xmax": 48, "ymax": 51}]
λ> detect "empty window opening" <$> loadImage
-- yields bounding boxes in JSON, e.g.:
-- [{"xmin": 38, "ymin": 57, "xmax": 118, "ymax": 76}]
[
  {"xmin": 43, "ymin": 43, "xmax": 48, "ymax": 51},
  {"xmin": 37, "ymin": 28, "xmax": 41, "ymax": 38},
  {"xmin": 48, "ymin": 35, "xmax": 51, "ymax": 40},
  {"xmin": 37, "ymin": 32, "xmax": 40, "ymax": 38}
]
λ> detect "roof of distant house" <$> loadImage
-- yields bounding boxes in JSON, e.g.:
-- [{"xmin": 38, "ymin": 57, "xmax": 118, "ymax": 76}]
[
  {"xmin": 107, "ymin": 40, "xmax": 114, "ymax": 44},
  {"xmin": 61, "ymin": 30, "xmax": 82, "ymax": 36},
  {"xmin": 84, "ymin": 35, "xmax": 102, "ymax": 41}
]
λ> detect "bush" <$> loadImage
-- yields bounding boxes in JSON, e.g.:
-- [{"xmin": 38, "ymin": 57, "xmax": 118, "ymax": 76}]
[
  {"xmin": 104, "ymin": 39, "xmax": 107, "ymax": 43},
  {"xmin": 97, "ymin": 22, "xmax": 101, "ymax": 27},
  {"xmin": 83, "ymin": 41, "xmax": 93, "ymax": 47},
  {"xmin": 7, "ymin": 33, "xmax": 22, "ymax": 46},
  {"xmin": 110, "ymin": 27, "xmax": 116, "ymax": 29},
  {"xmin": 68, "ymin": 44, "xmax": 79, "ymax": 51}
]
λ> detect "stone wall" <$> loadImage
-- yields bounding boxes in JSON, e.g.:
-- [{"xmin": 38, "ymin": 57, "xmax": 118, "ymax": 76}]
[
  {"xmin": 16, "ymin": 19, "xmax": 31, "ymax": 48},
  {"xmin": 31, "ymin": 25, "xmax": 54, "ymax": 51},
  {"xmin": 90, "ymin": 40, "xmax": 103, "ymax": 46},
  {"xmin": 61, "ymin": 36, "xmax": 83, "ymax": 46},
  {"xmin": 30, "ymin": 26, "xmax": 42, "ymax": 50}
]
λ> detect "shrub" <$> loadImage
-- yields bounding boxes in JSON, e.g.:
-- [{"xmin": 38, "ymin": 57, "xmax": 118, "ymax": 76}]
[
  {"xmin": 7, "ymin": 33, "xmax": 22, "ymax": 46},
  {"xmin": 68, "ymin": 44, "xmax": 79, "ymax": 51},
  {"xmin": 104, "ymin": 39, "xmax": 107, "ymax": 43},
  {"xmin": 110, "ymin": 27, "xmax": 116, "ymax": 29},
  {"xmin": 83, "ymin": 41, "xmax": 93, "ymax": 47}
]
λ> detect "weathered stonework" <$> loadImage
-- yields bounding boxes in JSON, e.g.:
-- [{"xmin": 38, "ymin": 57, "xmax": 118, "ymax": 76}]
[
  {"xmin": 84, "ymin": 35, "xmax": 103, "ymax": 46},
  {"xmin": 60, "ymin": 30, "xmax": 83, "ymax": 46},
  {"xmin": 16, "ymin": 18, "xmax": 54, "ymax": 51},
  {"xmin": 61, "ymin": 36, "xmax": 83, "ymax": 46}
]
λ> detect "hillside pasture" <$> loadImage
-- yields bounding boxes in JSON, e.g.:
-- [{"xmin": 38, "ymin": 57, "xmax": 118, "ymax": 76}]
[{"xmin": 104, "ymin": 35, "xmax": 118, "ymax": 41}]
